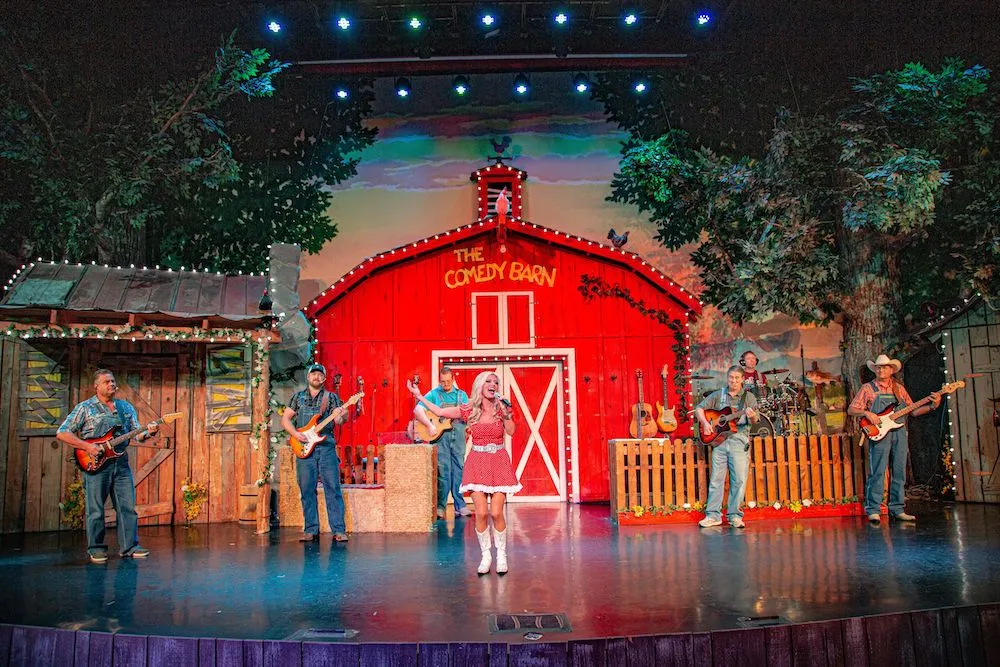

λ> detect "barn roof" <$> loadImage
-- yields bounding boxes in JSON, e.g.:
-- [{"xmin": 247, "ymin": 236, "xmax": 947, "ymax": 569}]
[
  {"xmin": 304, "ymin": 216, "xmax": 702, "ymax": 318},
  {"xmin": 0, "ymin": 261, "xmax": 269, "ymax": 326}
]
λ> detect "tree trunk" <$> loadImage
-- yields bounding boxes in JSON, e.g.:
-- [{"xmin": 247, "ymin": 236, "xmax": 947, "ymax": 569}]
[{"xmin": 836, "ymin": 225, "xmax": 904, "ymax": 405}]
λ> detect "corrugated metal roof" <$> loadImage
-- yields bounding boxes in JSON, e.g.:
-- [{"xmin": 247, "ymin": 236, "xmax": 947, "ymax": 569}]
[{"xmin": 1, "ymin": 262, "xmax": 268, "ymax": 322}]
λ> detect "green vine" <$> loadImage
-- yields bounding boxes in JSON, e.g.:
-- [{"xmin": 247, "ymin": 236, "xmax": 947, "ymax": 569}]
[
  {"xmin": 579, "ymin": 273, "xmax": 693, "ymax": 413},
  {"xmin": 58, "ymin": 472, "xmax": 85, "ymax": 529},
  {"xmin": 2, "ymin": 323, "xmax": 255, "ymax": 344},
  {"xmin": 248, "ymin": 340, "xmax": 287, "ymax": 487}
]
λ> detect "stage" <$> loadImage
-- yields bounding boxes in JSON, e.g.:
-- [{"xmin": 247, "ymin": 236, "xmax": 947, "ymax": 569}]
[{"xmin": 1, "ymin": 501, "xmax": 999, "ymax": 664}]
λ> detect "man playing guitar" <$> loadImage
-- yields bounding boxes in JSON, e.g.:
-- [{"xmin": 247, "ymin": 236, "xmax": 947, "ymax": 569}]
[
  {"xmin": 695, "ymin": 365, "xmax": 759, "ymax": 529},
  {"xmin": 57, "ymin": 369, "xmax": 158, "ymax": 563},
  {"xmin": 282, "ymin": 363, "xmax": 351, "ymax": 542}
]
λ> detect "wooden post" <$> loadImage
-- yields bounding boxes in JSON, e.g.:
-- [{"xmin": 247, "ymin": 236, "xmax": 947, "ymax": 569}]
[{"xmin": 254, "ymin": 335, "xmax": 272, "ymax": 534}]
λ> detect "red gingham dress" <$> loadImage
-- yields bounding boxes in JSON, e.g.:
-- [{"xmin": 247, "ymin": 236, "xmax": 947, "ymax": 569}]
[{"xmin": 459, "ymin": 403, "xmax": 522, "ymax": 494}]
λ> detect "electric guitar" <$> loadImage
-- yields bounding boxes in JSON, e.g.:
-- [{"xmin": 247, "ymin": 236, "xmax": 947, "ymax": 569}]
[
  {"xmin": 410, "ymin": 374, "xmax": 453, "ymax": 443},
  {"xmin": 859, "ymin": 380, "xmax": 964, "ymax": 443},
  {"xmin": 698, "ymin": 407, "xmax": 751, "ymax": 445},
  {"xmin": 289, "ymin": 391, "xmax": 364, "ymax": 459},
  {"xmin": 655, "ymin": 364, "xmax": 678, "ymax": 434},
  {"xmin": 628, "ymin": 369, "xmax": 658, "ymax": 438},
  {"xmin": 74, "ymin": 412, "xmax": 184, "ymax": 473}
]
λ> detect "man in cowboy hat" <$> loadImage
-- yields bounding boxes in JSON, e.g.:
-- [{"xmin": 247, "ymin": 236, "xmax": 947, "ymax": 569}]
[{"xmin": 848, "ymin": 354, "xmax": 940, "ymax": 523}]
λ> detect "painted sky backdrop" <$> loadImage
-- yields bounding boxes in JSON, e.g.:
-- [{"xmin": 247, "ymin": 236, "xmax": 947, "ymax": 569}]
[{"xmin": 299, "ymin": 73, "xmax": 845, "ymax": 402}]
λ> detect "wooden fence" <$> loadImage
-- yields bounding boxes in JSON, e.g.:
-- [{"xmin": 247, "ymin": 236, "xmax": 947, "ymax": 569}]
[
  {"xmin": 609, "ymin": 435, "xmax": 884, "ymax": 517},
  {"xmin": 336, "ymin": 443, "xmax": 384, "ymax": 485}
]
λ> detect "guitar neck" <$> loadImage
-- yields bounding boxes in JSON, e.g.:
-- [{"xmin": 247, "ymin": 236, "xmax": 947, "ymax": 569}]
[
  {"xmin": 889, "ymin": 396, "xmax": 932, "ymax": 420},
  {"xmin": 106, "ymin": 419, "xmax": 160, "ymax": 448}
]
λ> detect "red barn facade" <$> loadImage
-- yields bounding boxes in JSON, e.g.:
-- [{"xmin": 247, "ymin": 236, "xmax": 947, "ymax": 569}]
[{"xmin": 306, "ymin": 162, "xmax": 701, "ymax": 503}]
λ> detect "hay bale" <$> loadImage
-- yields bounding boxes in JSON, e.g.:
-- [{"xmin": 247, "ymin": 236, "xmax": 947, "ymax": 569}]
[{"xmin": 383, "ymin": 444, "xmax": 436, "ymax": 532}]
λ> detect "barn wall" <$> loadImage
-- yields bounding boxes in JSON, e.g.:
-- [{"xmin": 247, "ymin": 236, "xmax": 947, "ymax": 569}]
[
  {"xmin": 0, "ymin": 338, "xmax": 256, "ymax": 532},
  {"xmin": 313, "ymin": 231, "xmax": 694, "ymax": 502}
]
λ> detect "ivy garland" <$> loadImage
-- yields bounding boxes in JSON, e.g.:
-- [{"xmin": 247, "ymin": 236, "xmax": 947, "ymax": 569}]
[
  {"xmin": 1, "ymin": 323, "xmax": 255, "ymax": 344},
  {"xmin": 249, "ymin": 341, "xmax": 286, "ymax": 488},
  {"xmin": 578, "ymin": 274, "xmax": 693, "ymax": 413}
]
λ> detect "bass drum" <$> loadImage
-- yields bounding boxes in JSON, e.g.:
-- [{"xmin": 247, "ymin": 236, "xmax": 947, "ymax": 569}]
[{"xmin": 748, "ymin": 413, "xmax": 781, "ymax": 440}]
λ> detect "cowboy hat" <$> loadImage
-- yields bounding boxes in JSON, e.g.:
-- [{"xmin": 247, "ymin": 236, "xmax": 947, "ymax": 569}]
[{"xmin": 866, "ymin": 354, "xmax": 902, "ymax": 374}]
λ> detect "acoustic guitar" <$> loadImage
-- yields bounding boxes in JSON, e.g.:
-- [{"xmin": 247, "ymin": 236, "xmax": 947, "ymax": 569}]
[
  {"xmin": 698, "ymin": 407, "xmax": 750, "ymax": 445},
  {"xmin": 859, "ymin": 380, "xmax": 963, "ymax": 443},
  {"xmin": 655, "ymin": 364, "xmax": 678, "ymax": 434},
  {"xmin": 74, "ymin": 412, "xmax": 184, "ymax": 473},
  {"xmin": 289, "ymin": 391, "xmax": 364, "ymax": 459},
  {"xmin": 409, "ymin": 374, "xmax": 453, "ymax": 443},
  {"xmin": 628, "ymin": 369, "xmax": 657, "ymax": 438}
]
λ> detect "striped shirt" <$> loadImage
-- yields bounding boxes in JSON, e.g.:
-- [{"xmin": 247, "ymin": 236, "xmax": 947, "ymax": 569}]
[{"xmin": 849, "ymin": 380, "xmax": 913, "ymax": 412}]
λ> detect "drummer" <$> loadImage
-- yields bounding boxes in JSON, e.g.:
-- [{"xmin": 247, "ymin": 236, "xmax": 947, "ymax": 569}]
[{"xmin": 739, "ymin": 351, "xmax": 768, "ymax": 398}]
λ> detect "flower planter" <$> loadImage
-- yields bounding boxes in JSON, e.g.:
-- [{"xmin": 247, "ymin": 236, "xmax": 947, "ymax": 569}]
[{"xmin": 617, "ymin": 502, "xmax": 883, "ymax": 525}]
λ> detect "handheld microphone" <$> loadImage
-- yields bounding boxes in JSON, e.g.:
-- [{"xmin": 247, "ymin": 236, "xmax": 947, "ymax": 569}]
[{"xmin": 499, "ymin": 397, "xmax": 511, "ymax": 409}]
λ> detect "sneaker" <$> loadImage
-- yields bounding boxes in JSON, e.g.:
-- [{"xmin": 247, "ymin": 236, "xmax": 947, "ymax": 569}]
[
  {"xmin": 867, "ymin": 513, "xmax": 881, "ymax": 524},
  {"xmin": 120, "ymin": 546, "xmax": 149, "ymax": 558},
  {"xmin": 730, "ymin": 517, "xmax": 745, "ymax": 529},
  {"xmin": 88, "ymin": 550, "xmax": 108, "ymax": 564},
  {"xmin": 457, "ymin": 506, "xmax": 473, "ymax": 517},
  {"xmin": 298, "ymin": 533, "xmax": 319, "ymax": 542},
  {"xmin": 333, "ymin": 532, "xmax": 349, "ymax": 542},
  {"xmin": 893, "ymin": 512, "xmax": 916, "ymax": 522},
  {"xmin": 436, "ymin": 508, "xmax": 446, "ymax": 519},
  {"xmin": 698, "ymin": 517, "xmax": 722, "ymax": 527}
]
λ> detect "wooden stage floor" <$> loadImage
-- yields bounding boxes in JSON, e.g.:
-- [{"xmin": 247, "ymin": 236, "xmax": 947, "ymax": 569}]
[{"xmin": 1, "ymin": 501, "xmax": 999, "ymax": 654}]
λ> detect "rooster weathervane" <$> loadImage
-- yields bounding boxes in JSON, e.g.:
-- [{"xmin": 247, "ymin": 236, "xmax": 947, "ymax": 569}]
[{"xmin": 488, "ymin": 135, "xmax": 512, "ymax": 162}]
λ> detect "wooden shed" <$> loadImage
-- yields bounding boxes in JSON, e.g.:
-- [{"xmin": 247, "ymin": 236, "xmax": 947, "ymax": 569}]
[
  {"xmin": 305, "ymin": 160, "xmax": 702, "ymax": 503},
  {"xmin": 926, "ymin": 298, "xmax": 1000, "ymax": 503},
  {"xmin": 0, "ymin": 261, "xmax": 277, "ymax": 533}
]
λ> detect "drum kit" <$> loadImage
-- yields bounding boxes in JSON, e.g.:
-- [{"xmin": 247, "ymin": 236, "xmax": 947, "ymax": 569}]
[{"xmin": 685, "ymin": 368, "xmax": 812, "ymax": 440}]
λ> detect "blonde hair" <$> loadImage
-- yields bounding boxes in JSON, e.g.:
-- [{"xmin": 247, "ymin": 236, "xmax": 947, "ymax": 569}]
[{"xmin": 467, "ymin": 370, "xmax": 500, "ymax": 426}]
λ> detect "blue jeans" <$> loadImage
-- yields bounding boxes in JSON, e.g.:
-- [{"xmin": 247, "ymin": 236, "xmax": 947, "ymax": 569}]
[
  {"xmin": 437, "ymin": 429, "xmax": 467, "ymax": 511},
  {"xmin": 704, "ymin": 436, "xmax": 751, "ymax": 522},
  {"xmin": 864, "ymin": 429, "xmax": 908, "ymax": 516},
  {"xmin": 83, "ymin": 454, "xmax": 139, "ymax": 555},
  {"xmin": 295, "ymin": 445, "xmax": 346, "ymax": 534}
]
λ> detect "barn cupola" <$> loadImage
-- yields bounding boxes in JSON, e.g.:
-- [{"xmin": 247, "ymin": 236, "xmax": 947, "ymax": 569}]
[{"xmin": 470, "ymin": 138, "xmax": 527, "ymax": 225}]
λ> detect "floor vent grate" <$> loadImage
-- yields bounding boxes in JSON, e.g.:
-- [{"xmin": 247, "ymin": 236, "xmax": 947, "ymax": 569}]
[{"xmin": 488, "ymin": 612, "xmax": 572, "ymax": 634}]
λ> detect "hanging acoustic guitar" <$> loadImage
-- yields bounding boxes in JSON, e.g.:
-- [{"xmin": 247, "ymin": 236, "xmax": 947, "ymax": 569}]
[
  {"xmin": 289, "ymin": 391, "xmax": 364, "ymax": 459},
  {"xmin": 628, "ymin": 369, "xmax": 658, "ymax": 438},
  {"xmin": 74, "ymin": 412, "xmax": 184, "ymax": 473}
]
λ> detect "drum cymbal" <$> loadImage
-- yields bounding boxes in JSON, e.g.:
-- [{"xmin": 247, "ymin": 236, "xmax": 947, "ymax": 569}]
[
  {"xmin": 761, "ymin": 368, "xmax": 789, "ymax": 374},
  {"xmin": 681, "ymin": 374, "xmax": 713, "ymax": 380},
  {"xmin": 701, "ymin": 389, "xmax": 715, "ymax": 397}
]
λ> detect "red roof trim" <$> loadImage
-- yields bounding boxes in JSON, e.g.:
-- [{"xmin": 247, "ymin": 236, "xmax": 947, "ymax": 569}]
[{"xmin": 304, "ymin": 217, "xmax": 703, "ymax": 319}]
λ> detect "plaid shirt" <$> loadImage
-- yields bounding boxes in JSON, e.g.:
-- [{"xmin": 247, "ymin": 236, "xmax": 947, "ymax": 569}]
[
  {"xmin": 849, "ymin": 380, "xmax": 913, "ymax": 412},
  {"xmin": 288, "ymin": 389, "xmax": 343, "ymax": 442},
  {"xmin": 696, "ymin": 388, "xmax": 759, "ymax": 442},
  {"xmin": 58, "ymin": 396, "xmax": 141, "ymax": 442}
]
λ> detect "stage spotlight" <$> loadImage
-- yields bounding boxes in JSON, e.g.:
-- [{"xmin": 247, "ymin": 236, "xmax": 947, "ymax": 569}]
[
  {"xmin": 513, "ymin": 74, "xmax": 529, "ymax": 96},
  {"xmin": 453, "ymin": 76, "xmax": 470, "ymax": 96},
  {"xmin": 633, "ymin": 81, "xmax": 648, "ymax": 94},
  {"xmin": 573, "ymin": 73, "xmax": 590, "ymax": 93},
  {"xmin": 408, "ymin": 17, "xmax": 423, "ymax": 30},
  {"xmin": 554, "ymin": 12, "xmax": 569, "ymax": 25},
  {"xmin": 337, "ymin": 17, "xmax": 351, "ymax": 30},
  {"xmin": 481, "ymin": 14, "xmax": 496, "ymax": 27},
  {"xmin": 395, "ymin": 78, "xmax": 412, "ymax": 98},
  {"xmin": 266, "ymin": 20, "xmax": 282, "ymax": 33},
  {"xmin": 624, "ymin": 13, "xmax": 638, "ymax": 26},
  {"xmin": 696, "ymin": 12, "xmax": 712, "ymax": 26},
  {"xmin": 335, "ymin": 87, "xmax": 349, "ymax": 100}
]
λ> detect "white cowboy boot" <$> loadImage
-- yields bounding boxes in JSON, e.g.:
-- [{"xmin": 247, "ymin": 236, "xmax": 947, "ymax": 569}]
[
  {"xmin": 492, "ymin": 527, "xmax": 508, "ymax": 575},
  {"xmin": 475, "ymin": 529, "xmax": 492, "ymax": 575}
]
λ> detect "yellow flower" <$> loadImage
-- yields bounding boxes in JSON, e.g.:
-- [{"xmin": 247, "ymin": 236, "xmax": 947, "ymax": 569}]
[{"xmin": 631, "ymin": 505, "xmax": 645, "ymax": 517}]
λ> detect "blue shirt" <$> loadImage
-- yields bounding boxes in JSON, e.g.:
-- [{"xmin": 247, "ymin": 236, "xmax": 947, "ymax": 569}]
[
  {"xmin": 58, "ymin": 396, "xmax": 141, "ymax": 442},
  {"xmin": 288, "ymin": 389, "xmax": 343, "ymax": 443},
  {"xmin": 423, "ymin": 386, "xmax": 469, "ymax": 409}
]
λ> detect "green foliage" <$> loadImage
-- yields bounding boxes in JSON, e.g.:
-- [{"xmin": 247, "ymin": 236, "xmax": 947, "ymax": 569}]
[
  {"xmin": 0, "ymin": 25, "xmax": 376, "ymax": 274},
  {"xmin": 604, "ymin": 60, "xmax": 999, "ymax": 330}
]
